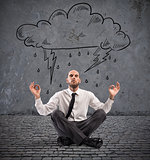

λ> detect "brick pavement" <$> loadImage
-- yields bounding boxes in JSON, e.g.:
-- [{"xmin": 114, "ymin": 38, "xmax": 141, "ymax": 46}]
[{"xmin": 0, "ymin": 115, "xmax": 150, "ymax": 160}]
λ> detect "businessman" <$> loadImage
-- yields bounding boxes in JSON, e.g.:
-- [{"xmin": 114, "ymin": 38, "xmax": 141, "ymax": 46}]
[{"xmin": 29, "ymin": 70, "xmax": 120, "ymax": 148}]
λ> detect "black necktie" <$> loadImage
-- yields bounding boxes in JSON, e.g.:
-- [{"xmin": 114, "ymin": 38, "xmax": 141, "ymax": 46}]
[{"xmin": 66, "ymin": 93, "xmax": 76, "ymax": 119}]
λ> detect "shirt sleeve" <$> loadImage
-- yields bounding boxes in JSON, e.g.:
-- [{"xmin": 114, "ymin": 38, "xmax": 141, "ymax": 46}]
[
  {"xmin": 89, "ymin": 92, "xmax": 114, "ymax": 114},
  {"xmin": 35, "ymin": 93, "xmax": 59, "ymax": 116}
]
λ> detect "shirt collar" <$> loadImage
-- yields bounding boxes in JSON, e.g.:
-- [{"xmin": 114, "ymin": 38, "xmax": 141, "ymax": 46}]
[{"xmin": 67, "ymin": 87, "xmax": 80, "ymax": 96}]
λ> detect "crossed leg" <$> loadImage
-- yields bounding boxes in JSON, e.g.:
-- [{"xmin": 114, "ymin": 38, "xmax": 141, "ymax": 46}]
[{"xmin": 51, "ymin": 109, "xmax": 106, "ymax": 145}]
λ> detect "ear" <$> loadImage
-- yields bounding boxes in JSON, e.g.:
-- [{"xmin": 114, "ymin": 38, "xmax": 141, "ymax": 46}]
[
  {"xmin": 79, "ymin": 78, "xmax": 81, "ymax": 84},
  {"xmin": 66, "ymin": 78, "xmax": 69, "ymax": 84}
]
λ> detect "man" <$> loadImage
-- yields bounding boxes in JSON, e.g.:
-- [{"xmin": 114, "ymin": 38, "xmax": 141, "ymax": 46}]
[{"xmin": 29, "ymin": 70, "xmax": 120, "ymax": 148}]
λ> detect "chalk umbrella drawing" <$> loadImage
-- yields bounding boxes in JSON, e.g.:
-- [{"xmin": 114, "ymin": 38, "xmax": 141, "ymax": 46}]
[{"xmin": 16, "ymin": 3, "xmax": 131, "ymax": 84}]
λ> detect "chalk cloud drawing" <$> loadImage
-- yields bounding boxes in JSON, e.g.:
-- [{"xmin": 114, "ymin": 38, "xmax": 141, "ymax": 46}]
[{"xmin": 16, "ymin": 3, "xmax": 131, "ymax": 84}]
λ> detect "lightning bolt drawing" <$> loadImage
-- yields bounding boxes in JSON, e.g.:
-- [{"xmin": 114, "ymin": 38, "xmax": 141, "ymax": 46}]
[
  {"xmin": 84, "ymin": 42, "xmax": 112, "ymax": 72},
  {"xmin": 43, "ymin": 49, "xmax": 57, "ymax": 84}
]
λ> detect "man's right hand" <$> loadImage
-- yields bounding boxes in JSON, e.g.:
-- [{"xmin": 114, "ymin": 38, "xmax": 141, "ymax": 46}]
[{"xmin": 29, "ymin": 82, "xmax": 41, "ymax": 99}]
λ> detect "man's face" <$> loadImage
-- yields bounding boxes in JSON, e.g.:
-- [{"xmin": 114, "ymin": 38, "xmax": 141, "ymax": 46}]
[{"xmin": 66, "ymin": 70, "xmax": 81, "ymax": 88}]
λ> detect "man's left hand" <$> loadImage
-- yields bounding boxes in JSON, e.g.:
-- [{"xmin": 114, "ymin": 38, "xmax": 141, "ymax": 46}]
[{"xmin": 109, "ymin": 82, "xmax": 120, "ymax": 100}]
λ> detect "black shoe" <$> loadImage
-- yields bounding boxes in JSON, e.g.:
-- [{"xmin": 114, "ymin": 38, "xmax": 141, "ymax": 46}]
[
  {"xmin": 57, "ymin": 136, "xmax": 73, "ymax": 146},
  {"xmin": 82, "ymin": 137, "xmax": 103, "ymax": 148}
]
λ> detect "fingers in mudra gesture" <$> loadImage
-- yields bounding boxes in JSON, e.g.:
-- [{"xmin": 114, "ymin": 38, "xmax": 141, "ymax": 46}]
[
  {"xmin": 29, "ymin": 82, "xmax": 41, "ymax": 99},
  {"xmin": 109, "ymin": 82, "xmax": 120, "ymax": 98}
]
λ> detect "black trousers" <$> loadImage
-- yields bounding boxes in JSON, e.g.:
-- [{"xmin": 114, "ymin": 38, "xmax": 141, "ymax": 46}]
[{"xmin": 51, "ymin": 109, "xmax": 106, "ymax": 145}]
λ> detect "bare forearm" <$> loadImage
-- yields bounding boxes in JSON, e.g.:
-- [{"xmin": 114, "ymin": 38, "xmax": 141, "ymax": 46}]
[
  {"xmin": 109, "ymin": 94, "xmax": 115, "ymax": 100},
  {"xmin": 35, "ymin": 95, "xmax": 41, "ymax": 99}
]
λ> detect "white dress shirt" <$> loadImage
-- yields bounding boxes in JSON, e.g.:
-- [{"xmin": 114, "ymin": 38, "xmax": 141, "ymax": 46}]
[{"xmin": 35, "ymin": 88, "xmax": 114, "ymax": 121}]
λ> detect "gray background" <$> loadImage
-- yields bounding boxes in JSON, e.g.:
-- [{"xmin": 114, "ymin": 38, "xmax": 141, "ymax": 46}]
[{"xmin": 0, "ymin": 0, "xmax": 150, "ymax": 115}]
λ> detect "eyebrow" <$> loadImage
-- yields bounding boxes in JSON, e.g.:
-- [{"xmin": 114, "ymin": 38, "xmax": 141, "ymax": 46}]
[{"xmin": 69, "ymin": 74, "xmax": 79, "ymax": 76}]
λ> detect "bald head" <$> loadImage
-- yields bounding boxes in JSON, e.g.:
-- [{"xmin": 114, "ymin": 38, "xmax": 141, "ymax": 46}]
[{"xmin": 67, "ymin": 70, "xmax": 80, "ymax": 77}]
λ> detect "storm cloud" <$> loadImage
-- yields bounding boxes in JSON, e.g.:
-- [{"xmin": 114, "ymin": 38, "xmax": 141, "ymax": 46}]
[{"xmin": 16, "ymin": 3, "xmax": 130, "ymax": 51}]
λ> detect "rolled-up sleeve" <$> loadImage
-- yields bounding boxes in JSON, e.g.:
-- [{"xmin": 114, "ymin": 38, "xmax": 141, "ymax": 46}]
[
  {"xmin": 89, "ymin": 92, "xmax": 114, "ymax": 114},
  {"xmin": 35, "ymin": 93, "xmax": 59, "ymax": 116}
]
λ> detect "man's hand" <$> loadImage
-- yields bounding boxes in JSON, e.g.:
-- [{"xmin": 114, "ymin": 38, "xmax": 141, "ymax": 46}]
[
  {"xmin": 29, "ymin": 82, "xmax": 41, "ymax": 99},
  {"xmin": 109, "ymin": 82, "xmax": 120, "ymax": 100}
]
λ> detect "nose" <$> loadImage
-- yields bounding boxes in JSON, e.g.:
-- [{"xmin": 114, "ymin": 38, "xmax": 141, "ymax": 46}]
[{"xmin": 72, "ymin": 76, "xmax": 76, "ymax": 80}]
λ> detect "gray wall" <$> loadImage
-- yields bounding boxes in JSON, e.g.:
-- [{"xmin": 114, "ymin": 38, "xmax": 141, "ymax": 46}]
[{"xmin": 0, "ymin": 0, "xmax": 150, "ymax": 115}]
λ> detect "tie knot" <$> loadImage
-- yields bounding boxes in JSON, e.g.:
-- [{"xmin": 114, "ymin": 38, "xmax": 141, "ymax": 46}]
[{"xmin": 72, "ymin": 93, "xmax": 76, "ymax": 97}]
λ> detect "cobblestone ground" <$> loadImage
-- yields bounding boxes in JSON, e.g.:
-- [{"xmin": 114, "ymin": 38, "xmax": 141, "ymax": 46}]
[{"xmin": 0, "ymin": 115, "xmax": 150, "ymax": 160}]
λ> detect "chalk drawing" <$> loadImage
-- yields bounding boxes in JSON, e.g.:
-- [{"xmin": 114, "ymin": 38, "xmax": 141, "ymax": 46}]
[{"xmin": 16, "ymin": 3, "xmax": 131, "ymax": 84}]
